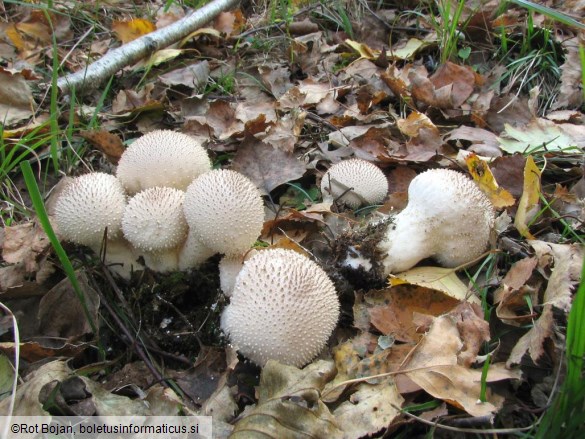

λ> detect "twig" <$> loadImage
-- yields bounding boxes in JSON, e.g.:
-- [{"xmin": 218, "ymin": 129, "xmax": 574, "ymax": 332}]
[
  {"xmin": 394, "ymin": 404, "xmax": 535, "ymax": 434},
  {"xmin": 56, "ymin": 0, "xmax": 239, "ymax": 95}
]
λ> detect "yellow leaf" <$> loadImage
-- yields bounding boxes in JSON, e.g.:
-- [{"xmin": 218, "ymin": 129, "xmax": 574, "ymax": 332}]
[
  {"xmin": 5, "ymin": 24, "xmax": 26, "ymax": 51},
  {"xmin": 145, "ymin": 48, "xmax": 183, "ymax": 68},
  {"xmin": 112, "ymin": 18, "xmax": 156, "ymax": 43},
  {"xmin": 387, "ymin": 38, "xmax": 430, "ymax": 61},
  {"xmin": 465, "ymin": 153, "xmax": 515, "ymax": 208},
  {"xmin": 344, "ymin": 39, "xmax": 378, "ymax": 59},
  {"xmin": 514, "ymin": 155, "xmax": 541, "ymax": 239},
  {"xmin": 179, "ymin": 27, "xmax": 222, "ymax": 46},
  {"xmin": 389, "ymin": 266, "xmax": 480, "ymax": 304}
]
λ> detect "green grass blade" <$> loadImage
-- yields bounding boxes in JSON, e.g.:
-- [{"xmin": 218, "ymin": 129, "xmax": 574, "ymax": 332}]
[{"xmin": 510, "ymin": 0, "xmax": 585, "ymax": 29}]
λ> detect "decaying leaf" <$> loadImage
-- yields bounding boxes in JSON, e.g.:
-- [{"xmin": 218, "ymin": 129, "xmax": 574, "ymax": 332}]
[
  {"xmin": 333, "ymin": 378, "xmax": 404, "ymax": 439},
  {"xmin": 2, "ymin": 221, "xmax": 50, "ymax": 273},
  {"xmin": 231, "ymin": 136, "xmax": 306, "ymax": 194},
  {"xmin": 514, "ymin": 155, "xmax": 541, "ymax": 239},
  {"xmin": 158, "ymin": 61, "xmax": 209, "ymax": 88},
  {"xmin": 79, "ymin": 130, "xmax": 125, "ymax": 164},
  {"xmin": 230, "ymin": 360, "xmax": 343, "ymax": 438},
  {"xmin": 507, "ymin": 304, "xmax": 554, "ymax": 366},
  {"xmin": 401, "ymin": 303, "xmax": 520, "ymax": 417},
  {"xmin": 37, "ymin": 271, "xmax": 100, "ymax": 339},
  {"xmin": 0, "ymin": 68, "xmax": 34, "ymax": 126}
]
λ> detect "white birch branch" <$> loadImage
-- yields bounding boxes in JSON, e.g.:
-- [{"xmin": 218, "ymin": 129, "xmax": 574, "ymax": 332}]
[{"xmin": 57, "ymin": 0, "xmax": 239, "ymax": 95}]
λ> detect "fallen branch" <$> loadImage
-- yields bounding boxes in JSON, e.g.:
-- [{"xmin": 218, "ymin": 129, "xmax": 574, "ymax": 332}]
[{"xmin": 56, "ymin": 0, "xmax": 239, "ymax": 95}]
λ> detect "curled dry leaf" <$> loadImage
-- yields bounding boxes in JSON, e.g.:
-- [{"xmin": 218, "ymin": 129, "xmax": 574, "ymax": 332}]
[
  {"xmin": 514, "ymin": 156, "xmax": 541, "ymax": 239},
  {"xmin": 333, "ymin": 378, "xmax": 404, "ymax": 439},
  {"xmin": 230, "ymin": 360, "xmax": 343, "ymax": 438},
  {"xmin": 466, "ymin": 153, "xmax": 515, "ymax": 208},
  {"xmin": 400, "ymin": 303, "xmax": 520, "ymax": 417}
]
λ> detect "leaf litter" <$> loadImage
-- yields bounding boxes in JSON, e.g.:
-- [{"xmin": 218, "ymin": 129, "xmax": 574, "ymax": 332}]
[{"xmin": 0, "ymin": 0, "xmax": 584, "ymax": 437}]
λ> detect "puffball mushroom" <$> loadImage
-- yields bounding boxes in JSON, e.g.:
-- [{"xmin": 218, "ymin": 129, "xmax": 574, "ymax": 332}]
[
  {"xmin": 378, "ymin": 169, "xmax": 495, "ymax": 275},
  {"xmin": 55, "ymin": 172, "xmax": 126, "ymax": 247},
  {"xmin": 116, "ymin": 130, "xmax": 211, "ymax": 194},
  {"xmin": 321, "ymin": 158, "xmax": 388, "ymax": 208},
  {"xmin": 221, "ymin": 249, "xmax": 340, "ymax": 367},
  {"xmin": 122, "ymin": 186, "xmax": 188, "ymax": 272},
  {"xmin": 183, "ymin": 169, "xmax": 264, "ymax": 256}
]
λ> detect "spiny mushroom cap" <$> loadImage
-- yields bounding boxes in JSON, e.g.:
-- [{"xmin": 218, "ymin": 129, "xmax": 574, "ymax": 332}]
[
  {"xmin": 122, "ymin": 187, "xmax": 188, "ymax": 252},
  {"xmin": 55, "ymin": 172, "xmax": 126, "ymax": 247},
  {"xmin": 116, "ymin": 130, "xmax": 211, "ymax": 194},
  {"xmin": 221, "ymin": 249, "xmax": 340, "ymax": 367},
  {"xmin": 378, "ymin": 169, "xmax": 495, "ymax": 274},
  {"xmin": 321, "ymin": 159, "xmax": 388, "ymax": 208},
  {"xmin": 183, "ymin": 170, "xmax": 264, "ymax": 255}
]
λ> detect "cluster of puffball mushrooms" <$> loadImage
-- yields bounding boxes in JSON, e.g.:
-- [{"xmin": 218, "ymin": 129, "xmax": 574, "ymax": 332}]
[{"xmin": 54, "ymin": 129, "xmax": 495, "ymax": 368}]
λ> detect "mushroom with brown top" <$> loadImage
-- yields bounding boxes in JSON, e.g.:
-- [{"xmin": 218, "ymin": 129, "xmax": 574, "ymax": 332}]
[
  {"xmin": 55, "ymin": 172, "xmax": 126, "ymax": 247},
  {"xmin": 183, "ymin": 169, "xmax": 264, "ymax": 256},
  {"xmin": 321, "ymin": 158, "xmax": 388, "ymax": 208},
  {"xmin": 220, "ymin": 248, "xmax": 340, "ymax": 367},
  {"xmin": 116, "ymin": 130, "xmax": 211, "ymax": 194},
  {"xmin": 122, "ymin": 186, "xmax": 188, "ymax": 272},
  {"xmin": 378, "ymin": 169, "xmax": 495, "ymax": 274}
]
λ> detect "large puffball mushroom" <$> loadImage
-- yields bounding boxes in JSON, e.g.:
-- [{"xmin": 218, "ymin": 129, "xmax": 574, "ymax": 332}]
[
  {"xmin": 378, "ymin": 169, "xmax": 495, "ymax": 275},
  {"xmin": 55, "ymin": 172, "xmax": 126, "ymax": 247},
  {"xmin": 116, "ymin": 130, "xmax": 211, "ymax": 194},
  {"xmin": 221, "ymin": 249, "xmax": 340, "ymax": 367},
  {"xmin": 321, "ymin": 158, "xmax": 388, "ymax": 208},
  {"xmin": 122, "ymin": 186, "xmax": 188, "ymax": 272},
  {"xmin": 183, "ymin": 169, "xmax": 264, "ymax": 256}
]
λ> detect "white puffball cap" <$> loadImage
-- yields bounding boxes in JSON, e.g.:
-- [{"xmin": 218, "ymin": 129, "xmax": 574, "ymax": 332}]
[
  {"xmin": 321, "ymin": 159, "xmax": 388, "ymax": 208},
  {"xmin": 122, "ymin": 187, "xmax": 188, "ymax": 252},
  {"xmin": 221, "ymin": 249, "xmax": 340, "ymax": 367},
  {"xmin": 116, "ymin": 130, "xmax": 211, "ymax": 194},
  {"xmin": 55, "ymin": 172, "xmax": 126, "ymax": 247},
  {"xmin": 183, "ymin": 169, "xmax": 264, "ymax": 255},
  {"xmin": 378, "ymin": 169, "xmax": 495, "ymax": 274}
]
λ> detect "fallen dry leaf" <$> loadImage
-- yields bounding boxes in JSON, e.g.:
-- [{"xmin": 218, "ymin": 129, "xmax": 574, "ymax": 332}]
[
  {"xmin": 333, "ymin": 378, "xmax": 403, "ymax": 439},
  {"xmin": 363, "ymin": 286, "xmax": 461, "ymax": 343},
  {"xmin": 0, "ymin": 68, "xmax": 34, "ymax": 126},
  {"xmin": 2, "ymin": 221, "xmax": 50, "ymax": 273},
  {"xmin": 79, "ymin": 130, "xmax": 125, "ymax": 164},
  {"xmin": 514, "ymin": 155, "xmax": 541, "ymax": 239},
  {"xmin": 112, "ymin": 18, "xmax": 156, "ymax": 43},
  {"xmin": 401, "ymin": 307, "xmax": 521, "ymax": 417},
  {"xmin": 232, "ymin": 136, "xmax": 306, "ymax": 194},
  {"xmin": 507, "ymin": 304, "xmax": 554, "ymax": 366},
  {"xmin": 230, "ymin": 360, "xmax": 342, "ymax": 438},
  {"xmin": 37, "ymin": 271, "xmax": 100, "ymax": 339},
  {"xmin": 390, "ymin": 266, "xmax": 481, "ymax": 304}
]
